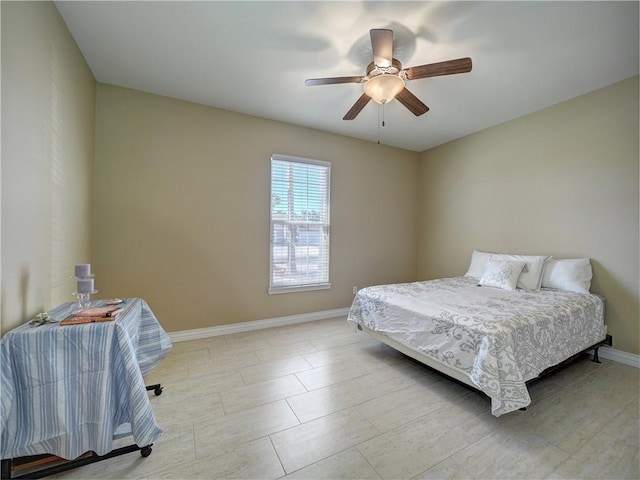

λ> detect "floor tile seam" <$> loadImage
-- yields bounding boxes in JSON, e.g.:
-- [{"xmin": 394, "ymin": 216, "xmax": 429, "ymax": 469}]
[
  {"xmin": 185, "ymin": 368, "xmax": 244, "ymax": 381},
  {"xmin": 403, "ymin": 428, "xmax": 497, "ymax": 480},
  {"xmin": 285, "ymin": 370, "xmax": 380, "ymax": 401},
  {"xmin": 494, "ymin": 426, "xmax": 572, "ymax": 462},
  {"xmin": 222, "ymin": 371, "xmax": 307, "ymax": 395},
  {"xmin": 292, "ymin": 366, "xmax": 374, "ymax": 392},
  {"xmin": 284, "ymin": 375, "xmax": 434, "ymax": 425},
  {"xmin": 311, "ymin": 364, "xmax": 420, "ymax": 397},
  {"xmin": 256, "ymin": 352, "xmax": 319, "ymax": 364},
  {"xmin": 153, "ymin": 392, "xmax": 224, "ymax": 411},
  {"xmin": 549, "ymin": 429, "xmax": 634, "ymax": 478},
  {"xmin": 520, "ymin": 359, "xmax": 605, "ymax": 404},
  {"xmin": 565, "ymin": 358, "xmax": 621, "ymax": 385},
  {"xmin": 192, "ymin": 430, "xmax": 288, "ymax": 465},
  {"xmin": 273, "ymin": 417, "xmax": 383, "ymax": 476},
  {"xmin": 201, "ymin": 347, "xmax": 268, "ymax": 361},
  {"xmin": 309, "ymin": 339, "xmax": 371, "ymax": 352},
  {"xmin": 177, "ymin": 366, "xmax": 243, "ymax": 380},
  {"xmin": 299, "ymin": 351, "xmax": 362, "ymax": 368},
  {"xmin": 392, "ymin": 394, "xmax": 495, "ymax": 434},
  {"xmin": 143, "ymin": 455, "xmax": 200, "ymax": 480},
  {"xmin": 220, "ymin": 395, "xmax": 303, "ymax": 417},
  {"xmin": 564, "ymin": 359, "xmax": 609, "ymax": 386},
  {"xmin": 526, "ymin": 374, "xmax": 589, "ymax": 410},
  {"xmin": 355, "ymin": 439, "xmax": 397, "ymax": 480},
  {"xmin": 207, "ymin": 350, "xmax": 261, "ymax": 364},
  {"xmin": 297, "ymin": 385, "xmax": 437, "ymax": 427},
  {"xmin": 278, "ymin": 444, "xmax": 380, "ymax": 479},
  {"xmin": 144, "ymin": 424, "xmax": 199, "ymax": 478},
  {"xmin": 239, "ymin": 363, "xmax": 315, "ymax": 387},
  {"xmin": 166, "ymin": 349, "xmax": 210, "ymax": 362},
  {"xmin": 409, "ymin": 453, "xmax": 477, "ymax": 480},
  {"xmin": 218, "ymin": 382, "xmax": 309, "ymax": 416},
  {"xmin": 262, "ymin": 335, "xmax": 321, "ymax": 349},
  {"xmin": 191, "ymin": 400, "xmax": 301, "ymax": 435},
  {"xmin": 519, "ymin": 401, "xmax": 623, "ymax": 448},
  {"xmin": 283, "ymin": 391, "xmax": 397, "ymax": 425},
  {"xmin": 284, "ymin": 396, "xmax": 305, "ymax": 425},
  {"xmin": 292, "ymin": 371, "xmax": 311, "ymax": 392},
  {"xmin": 354, "ymin": 380, "xmax": 441, "ymax": 412},
  {"xmin": 361, "ymin": 401, "xmax": 463, "ymax": 436},
  {"xmin": 273, "ymin": 402, "xmax": 384, "ymax": 436},
  {"xmin": 353, "ymin": 444, "xmax": 384, "ymax": 480},
  {"xmin": 266, "ymin": 434, "xmax": 288, "ymax": 478},
  {"xmin": 255, "ymin": 349, "xmax": 321, "ymax": 364},
  {"xmin": 550, "ymin": 422, "xmax": 624, "ymax": 459}
]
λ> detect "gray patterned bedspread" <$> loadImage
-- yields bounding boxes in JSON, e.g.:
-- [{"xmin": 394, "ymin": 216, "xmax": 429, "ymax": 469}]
[{"xmin": 347, "ymin": 276, "xmax": 606, "ymax": 416}]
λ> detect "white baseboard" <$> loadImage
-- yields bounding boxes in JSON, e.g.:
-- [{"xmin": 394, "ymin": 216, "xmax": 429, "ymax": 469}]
[
  {"xmin": 168, "ymin": 310, "xmax": 640, "ymax": 370},
  {"xmin": 598, "ymin": 346, "xmax": 640, "ymax": 368},
  {"xmin": 169, "ymin": 307, "xmax": 351, "ymax": 343}
]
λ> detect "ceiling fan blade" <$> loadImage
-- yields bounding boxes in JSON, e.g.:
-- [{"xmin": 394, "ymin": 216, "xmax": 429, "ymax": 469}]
[
  {"xmin": 343, "ymin": 93, "xmax": 371, "ymax": 120},
  {"xmin": 305, "ymin": 76, "xmax": 363, "ymax": 86},
  {"xmin": 404, "ymin": 57, "xmax": 472, "ymax": 80},
  {"xmin": 395, "ymin": 88, "xmax": 429, "ymax": 116},
  {"xmin": 370, "ymin": 29, "xmax": 393, "ymax": 67}
]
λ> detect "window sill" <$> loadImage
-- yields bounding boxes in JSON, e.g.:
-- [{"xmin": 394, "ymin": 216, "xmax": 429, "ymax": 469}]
[{"xmin": 268, "ymin": 283, "xmax": 331, "ymax": 295}]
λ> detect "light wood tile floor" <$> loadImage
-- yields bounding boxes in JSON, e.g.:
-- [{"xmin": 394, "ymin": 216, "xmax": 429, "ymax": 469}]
[{"xmin": 54, "ymin": 317, "xmax": 639, "ymax": 479}]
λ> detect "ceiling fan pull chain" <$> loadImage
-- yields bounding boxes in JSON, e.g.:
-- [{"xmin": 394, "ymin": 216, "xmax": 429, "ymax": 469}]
[{"xmin": 377, "ymin": 105, "xmax": 381, "ymax": 144}]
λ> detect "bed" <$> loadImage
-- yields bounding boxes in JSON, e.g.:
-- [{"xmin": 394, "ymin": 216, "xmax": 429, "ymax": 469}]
[{"xmin": 347, "ymin": 253, "xmax": 608, "ymax": 416}]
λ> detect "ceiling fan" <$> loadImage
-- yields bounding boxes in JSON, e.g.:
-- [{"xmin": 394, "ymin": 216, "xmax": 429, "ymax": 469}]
[{"xmin": 305, "ymin": 29, "xmax": 472, "ymax": 120}]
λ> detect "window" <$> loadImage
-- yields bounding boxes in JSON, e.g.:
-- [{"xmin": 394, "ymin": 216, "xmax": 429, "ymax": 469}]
[{"xmin": 269, "ymin": 154, "xmax": 330, "ymax": 293}]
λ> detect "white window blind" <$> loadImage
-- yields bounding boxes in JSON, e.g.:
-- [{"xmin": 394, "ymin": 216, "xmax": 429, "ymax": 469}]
[{"xmin": 269, "ymin": 154, "xmax": 330, "ymax": 293}]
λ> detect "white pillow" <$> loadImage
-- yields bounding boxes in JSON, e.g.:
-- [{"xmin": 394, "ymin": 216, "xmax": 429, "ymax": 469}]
[
  {"xmin": 541, "ymin": 258, "xmax": 592, "ymax": 294},
  {"xmin": 490, "ymin": 254, "xmax": 550, "ymax": 292},
  {"xmin": 478, "ymin": 259, "xmax": 526, "ymax": 291},
  {"xmin": 465, "ymin": 250, "xmax": 492, "ymax": 279}
]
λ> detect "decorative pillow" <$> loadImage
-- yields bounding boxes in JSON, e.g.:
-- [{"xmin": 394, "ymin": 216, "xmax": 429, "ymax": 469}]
[
  {"xmin": 465, "ymin": 250, "xmax": 492, "ymax": 279},
  {"xmin": 541, "ymin": 258, "xmax": 592, "ymax": 294},
  {"xmin": 490, "ymin": 254, "xmax": 551, "ymax": 292},
  {"xmin": 478, "ymin": 259, "xmax": 527, "ymax": 291}
]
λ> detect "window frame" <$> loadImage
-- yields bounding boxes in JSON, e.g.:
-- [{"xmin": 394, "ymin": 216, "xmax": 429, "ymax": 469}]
[{"xmin": 268, "ymin": 154, "xmax": 331, "ymax": 294}]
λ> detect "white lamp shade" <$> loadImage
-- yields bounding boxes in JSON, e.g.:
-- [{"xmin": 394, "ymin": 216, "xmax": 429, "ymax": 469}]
[{"xmin": 363, "ymin": 74, "xmax": 405, "ymax": 104}]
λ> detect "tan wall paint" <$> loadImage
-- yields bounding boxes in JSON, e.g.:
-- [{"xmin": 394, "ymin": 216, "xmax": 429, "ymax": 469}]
[
  {"xmin": 418, "ymin": 76, "xmax": 639, "ymax": 355},
  {"xmin": 1, "ymin": 1, "xmax": 96, "ymax": 333},
  {"xmin": 94, "ymin": 84, "xmax": 419, "ymax": 332},
  {"xmin": 2, "ymin": 3, "xmax": 635, "ymax": 357}
]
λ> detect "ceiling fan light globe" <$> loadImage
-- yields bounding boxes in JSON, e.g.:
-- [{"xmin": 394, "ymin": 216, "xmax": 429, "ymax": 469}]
[{"xmin": 363, "ymin": 74, "xmax": 405, "ymax": 105}]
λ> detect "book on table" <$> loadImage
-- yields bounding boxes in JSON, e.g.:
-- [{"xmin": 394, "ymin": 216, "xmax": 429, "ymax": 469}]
[{"xmin": 60, "ymin": 306, "xmax": 123, "ymax": 325}]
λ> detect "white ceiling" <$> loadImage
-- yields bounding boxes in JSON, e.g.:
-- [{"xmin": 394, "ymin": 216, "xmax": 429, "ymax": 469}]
[{"xmin": 55, "ymin": 1, "xmax": 639, "ymax": 152}]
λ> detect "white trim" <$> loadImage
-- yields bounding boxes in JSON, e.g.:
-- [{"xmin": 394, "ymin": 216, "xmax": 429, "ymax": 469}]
[
  {"xmin": 168, "ymin": 307, "xmax": 350, "ymax": 342},
  {"xmin": 598, "ymin": 347, "xmax": 640, "ymax": 368},
  {"xmin": 269, "ymin": 155, "xmax": 331, "ymax": 293},
  {"xmin": 272, "ymin": 153, "xmax": 331, "ymax": 169},
  {"xmin": 268, "ymin": 283, "xmax": 331, "ymax": 295}
]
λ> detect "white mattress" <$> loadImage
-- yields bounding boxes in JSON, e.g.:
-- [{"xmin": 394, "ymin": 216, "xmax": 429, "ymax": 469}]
[{"xmin": 347, "ymin": 276, "xmax": 606, "ymax": 416}]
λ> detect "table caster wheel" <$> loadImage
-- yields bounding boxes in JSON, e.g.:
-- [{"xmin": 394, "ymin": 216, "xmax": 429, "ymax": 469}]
[
  {"xmin": 140, "ymin": 446, "xmax": 152, "ymax": 457},
  {"xmin": 154, "ymin": 386, "xmax": 163, "ymax": 396}
]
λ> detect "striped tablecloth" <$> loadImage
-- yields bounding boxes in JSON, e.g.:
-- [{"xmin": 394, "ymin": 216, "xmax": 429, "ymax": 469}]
[{"xmin": 0, "ymin": 298, "xmax": 172, "ymax": 460}]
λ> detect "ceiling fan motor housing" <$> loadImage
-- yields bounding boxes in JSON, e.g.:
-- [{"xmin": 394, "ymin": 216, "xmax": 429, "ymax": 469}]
[{"xmin": 366, "ymin": 58, "xmax": 403, "ymax": 78}]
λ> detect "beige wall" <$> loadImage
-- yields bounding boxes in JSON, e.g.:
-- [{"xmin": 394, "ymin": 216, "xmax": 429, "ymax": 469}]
[
  {"xmin": 94, "ymin": 84, "xmax": 418, "ymax": 332},
  {"xmin": 2, "ymin": 2, "xmax": 636, "ymax": 358},
  {"xmin": 418, "ymin": 76, "xmax": 639, "ymax": 355},
  {"xmin": 1, "ymin": 1, "xmax": 96, "ymax": 333}
]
